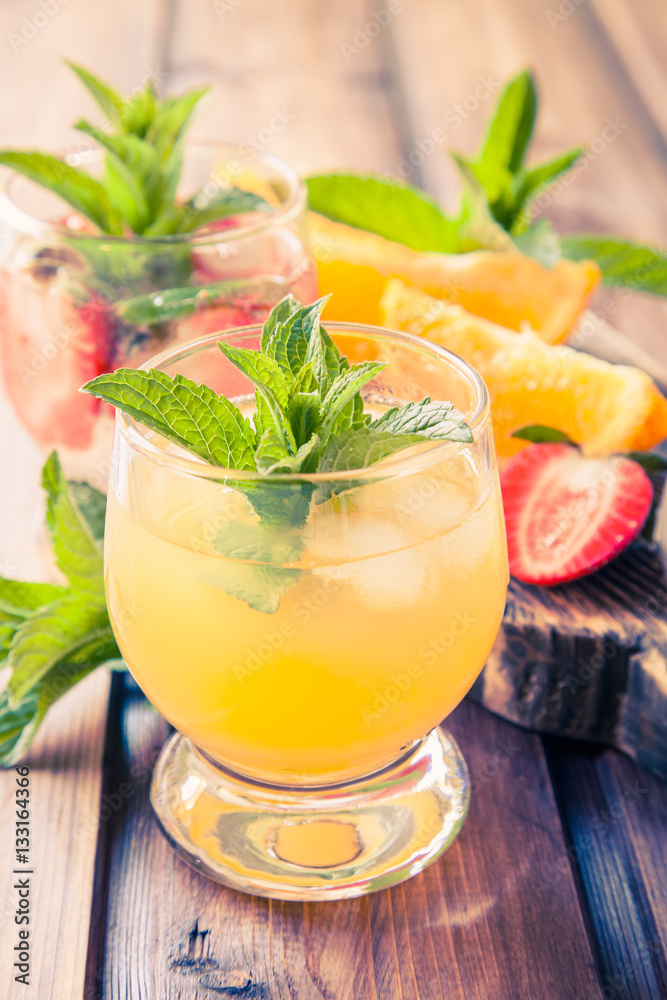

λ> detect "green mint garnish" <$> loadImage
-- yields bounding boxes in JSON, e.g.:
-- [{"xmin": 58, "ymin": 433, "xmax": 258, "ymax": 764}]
[
  {"xmin": 307, "ymin": 69, "xmax": 667, "ymax": 291},
  {"xmin": 0, "ymin": 453, "xmax": 121, "ymax": 766},
  {"xmin": 82, "ymin": 295, "xmax": 472, "ymax": 613},
  {"xmin": 511, "ymin": 425, "xmax": 578, "ymax": 445},
  {"xmin": 0, "ymin": 62, "xmax": 268, "ymax": 238}
]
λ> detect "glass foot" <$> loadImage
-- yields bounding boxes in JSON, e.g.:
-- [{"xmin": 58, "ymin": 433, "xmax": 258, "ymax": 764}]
[{"xmin": 150, "ymin": 727, "xmax": 469, "ymax": 900}]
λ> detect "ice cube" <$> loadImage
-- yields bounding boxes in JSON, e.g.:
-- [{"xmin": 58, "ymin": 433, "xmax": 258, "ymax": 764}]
[
  {"xmin": 313, "ymin": 519, "xmax": 433, "ymax": 610},
  {"xmin": 436, "ymin": 491, "xmax": 500, "ymax": 574},
  {"xmin": 351, "ymin": 455, "xmax": 483, "ymax": 544}
]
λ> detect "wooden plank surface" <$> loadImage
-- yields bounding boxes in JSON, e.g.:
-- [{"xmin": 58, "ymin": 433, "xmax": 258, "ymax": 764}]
[
  {"xmin": 0, "ymin": 671, "xmax": 110, "ymax": 1000},
  {"xmin": 98, "ymin": 680, "xmax": 602, "ymax": 1000},
  {"xmin": 546, "ymin": 739, "xmax": 667, "ymax": 1000}
]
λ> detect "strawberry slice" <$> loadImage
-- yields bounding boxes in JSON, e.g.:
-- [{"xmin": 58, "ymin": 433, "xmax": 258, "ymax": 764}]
[{"xmin": 500, "ymin": 443, "xmax": 653, "ymax": 585}]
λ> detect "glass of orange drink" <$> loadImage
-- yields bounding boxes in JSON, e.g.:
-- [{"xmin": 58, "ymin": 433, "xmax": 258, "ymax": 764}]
[{"xmin": 104, "ymin": 321, "xmax": 508, "ymax": 899}]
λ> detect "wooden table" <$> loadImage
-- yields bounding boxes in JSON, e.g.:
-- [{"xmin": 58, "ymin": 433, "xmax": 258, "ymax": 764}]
[{"xmin": 1, "ymin": 1, "xmax": 666, "ymax": 997}]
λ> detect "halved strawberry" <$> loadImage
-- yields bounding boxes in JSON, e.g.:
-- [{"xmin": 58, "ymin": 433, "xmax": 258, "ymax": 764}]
[{"xmin": 500, "ymin": 443, "xmax": 653, "ymax": 585}]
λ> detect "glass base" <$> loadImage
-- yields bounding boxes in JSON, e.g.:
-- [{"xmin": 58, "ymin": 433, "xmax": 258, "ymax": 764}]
[{"xmin": 150, "ymin": 726, "xmax": 470, "ymax": 901}]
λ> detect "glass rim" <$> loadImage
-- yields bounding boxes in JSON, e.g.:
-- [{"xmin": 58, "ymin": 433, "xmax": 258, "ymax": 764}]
[
  {"xmin": 0, "ymin": 139, "xmax": 306, "ymax": 245},
  {"xmin": 116, "ymin": 321, "xmax": 491, "ymax": 484}
]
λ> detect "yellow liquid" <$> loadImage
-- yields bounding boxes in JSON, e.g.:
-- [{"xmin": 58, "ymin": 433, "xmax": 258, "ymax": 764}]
[{"xmin": 105, "ymin": 454, "xmax": 508, "ymax": 785}]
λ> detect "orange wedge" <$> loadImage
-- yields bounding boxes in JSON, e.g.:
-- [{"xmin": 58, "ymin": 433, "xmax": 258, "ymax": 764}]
[
  {"xmin": 308, "ymin": 212, "xmax": 600, "ymax": 344},
  {"xmin": 380, "ymin": 280, "xmax": 667, "ymax": 458}
]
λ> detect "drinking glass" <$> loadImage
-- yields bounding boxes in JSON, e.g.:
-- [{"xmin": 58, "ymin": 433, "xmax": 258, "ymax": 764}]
[
  {"xmin": 0, "ymin": 142, "xmax": 315, "ymax": 485},
  {"xmin": 104, "ymin": 322, "xmax": 509, "ymax": 899}
]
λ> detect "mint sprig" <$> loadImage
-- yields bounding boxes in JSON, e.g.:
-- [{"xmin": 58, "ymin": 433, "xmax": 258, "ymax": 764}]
[
  {"xmin": 0, "ymin": 453, "xmax": 121, "ymax": 766},
  {"xmin": 0, "ymin": 62, "xmax": 268, "ymax": 238},
  {"xmin": 82, "ymin": 295, "xmax": 472, "ymax": 612},
  {"xmin": 307, "ymin": 69, "xmax": 667, "ymax": 295}
]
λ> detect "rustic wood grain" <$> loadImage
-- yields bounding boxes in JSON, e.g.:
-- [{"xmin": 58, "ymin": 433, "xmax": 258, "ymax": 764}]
[
  {"xmin": 545, "ymin": 739, "xmax": 667, "ymax": 1000},
  {"xmin": 587, "ymin": 0, "xmax": 667, "ymax": 148},
  {"xmin": 96, "ymin": 680, "xmax": 603, "ymax": 1000},
  {"xmin": 0, "ymin": 670, "xmax": 110, "ymax": 1000}
]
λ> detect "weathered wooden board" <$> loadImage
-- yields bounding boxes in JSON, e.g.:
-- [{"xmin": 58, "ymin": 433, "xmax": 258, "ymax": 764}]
[
  {"xmin": 472, "ymin": 543, "xmax": 667, "ymax": 780},
  {"xmin": 0, "ymin": 671, "xmax": 110, "ymax": 1000}
]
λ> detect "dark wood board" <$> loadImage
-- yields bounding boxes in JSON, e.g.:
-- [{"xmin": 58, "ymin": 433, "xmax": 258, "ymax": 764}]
[{"xmin": 471, "ymin": 542, "xmax": 667, "ymax": 781}]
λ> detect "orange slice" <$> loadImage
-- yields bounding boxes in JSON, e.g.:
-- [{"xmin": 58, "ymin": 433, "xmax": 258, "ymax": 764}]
[
  {"xmin": 308, "ymin": 212, "xmax": 600, "ymax": 344},
  {"xmin": 380, "ymin": 280, "xmax": 667, "ymax": 458}
]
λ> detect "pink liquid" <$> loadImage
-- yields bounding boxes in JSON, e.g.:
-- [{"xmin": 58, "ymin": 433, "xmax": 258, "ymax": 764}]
[{"xmin": 0, "ymin": 240, "xmax": 317, "ymax": 459}]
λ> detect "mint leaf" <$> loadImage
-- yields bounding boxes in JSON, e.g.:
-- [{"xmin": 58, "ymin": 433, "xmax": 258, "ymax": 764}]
[
  {"xmin": 217, "ymin": 343, "xmax": 291, "ymax": 410},
  {"xmin": 263, "ymin": 298, "xmax": 332, "ymax": 381},
  {"xmin": 122, "ymin": 82, "xmax": 157, "ymax": 138},
  {"xmin": 66, "ymin": 61, "xmax": 126, "ymax": 131},
  {"xmin": 0, "ymin": 578, "xmax": 65, "ymax": 617},
  {"xmin": 211, "ymin": 520, "xmax": 304, "ymax": 613},
  {"xmin": 372, "ymin": 398, "xmax": 473, "ymax": 442},
  {"xmin": 307, "ymin": 174, "xmax": 461, "ymax": 253},
  {"xmin": 201, "ymin": 562, "xmax": 301, "ymax": 615},
  {"xmin": 1, "ymin": 618, "xmax": 118, "ymax": 766},
  {"xmin": 624, "ymin": 452, "xmax": 667, "ymax": 471},
  {"xmin": 451, "ymin": 156, "xmax": 516, "ymax": 251},
  {"xmin": 317, "ymin": 429, "xmax": 426, "ymax": 473},
  {"xmin": 0, "ymin": 151, "xmax": 123, "ymax": 235},
  {"xmin": 0, "ymin": 689, "xmax": 43, "ymax": 768},
  {"xmin": 509, "ymin": 148, "xmax": 583, "ymax": 233},
  {"xmin": 74, "ymin": 120, "xmax": 157, "ymax": 233},
  {"xmin": 0, "ymin": 453, "xmax": 121, "ymax": 765},
  {"xmin": 512, "ymin": 425, "xmax": 577, "ymax": 444},
  {"xmin": 217, "ymin": 343, "xmax": 296, "ymax": 455},
  {"xmin": 7, "ymin": 597, "xmax": 117, "ymax": 703},
  {"xmin": 42, "ymin": 453, "xmax": 105, "ymax": 598},
  {"xmin": 320, "ymin": 361, "xmax": 387, "ymax": 441},
  {"xmin": 256, "ymin": 431, "xmax": 320, "ymax": 474},
  {"xmin": 147, "ymin": 86, "xmax": 210, "ymax": 159},
  {"xmin": 286, "ymin": 391, "xmax": 322, "ymax": 449},
  {"xmin": 255, "ymin": 428, "xmax": 292, "ymax": 473},
  {"xmin": 560, "ymin": 235, "xmax": 667, "ymax": 295},
  {"xmin": 513, "ymin": 219, "xmax": 562, "ymax": 267},
  {"xmin": 81, "ymin": 368, "xmax": 257, "ymax": 469},
  {"xmin": 478, "ymin": 69, "xmax": 537, "ymax": 176},
  {"xmin": 0, "ymin": 579, "xmax": 65, "ymax": 658},
  {"xmin": 116, "ymin": 279, "xmax": 248, "ymax": 326},
  {"xmin": 145, "ymin": 187, "xmax": 268, "ymax": 236}
]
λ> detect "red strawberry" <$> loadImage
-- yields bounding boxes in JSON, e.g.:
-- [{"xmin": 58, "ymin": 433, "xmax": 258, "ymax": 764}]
[{"xmin": 500, "ymin": 443, "xmax": 653, "ymax": 585}]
